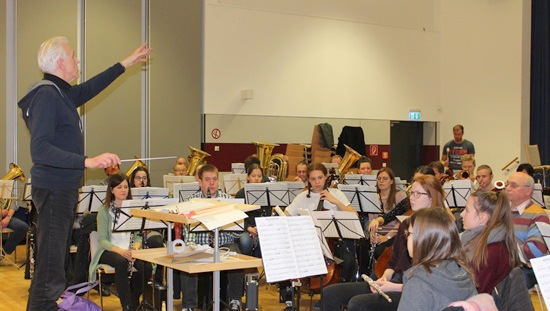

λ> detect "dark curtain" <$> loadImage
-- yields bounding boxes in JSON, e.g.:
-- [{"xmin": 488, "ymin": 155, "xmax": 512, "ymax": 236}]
[{"xmin": 531, "ymin": 1, "xmax": 550, "ymax": 164}]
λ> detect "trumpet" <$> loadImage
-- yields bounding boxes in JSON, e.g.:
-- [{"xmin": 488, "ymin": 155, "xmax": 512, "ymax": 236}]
[{"xmin": 361, "ymin": 274, "xmax": 392, "ymax": 303}]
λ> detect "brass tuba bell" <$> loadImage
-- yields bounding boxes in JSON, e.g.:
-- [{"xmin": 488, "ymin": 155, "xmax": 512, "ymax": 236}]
[
  {"xmin": 2, "ymin": 163, "xmax": 25, "ymax": 181},
  {"xmin": 338, "ymin": 144, "xmax": 362, "ymax": 179},
  {"xmin": 125, "ymin": 157, "xmax": 147, "ymax": 178},
  {"xmin": 186, "ymin": 146, "xmax": 211, "ymax": 176},
  {"xmin": 252, "ymin": 141, "xmax": 288, "ymax": 181}
]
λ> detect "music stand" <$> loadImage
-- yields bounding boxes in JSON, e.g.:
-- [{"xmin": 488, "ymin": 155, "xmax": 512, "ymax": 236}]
[
  {"xmin": 394, "ymin": 177, "xmax": 407, "ymax": 192},
  {"xmin": 132, "ymin": 187, "xmax": 170, "ymax": 200},
  {"xmin": 344, "ymin": 174, "xmax": 376, "ymax": 186},
  {"xmin": 223, "ymin": 174, "xmax": 247, "ymax": 196},
  {"xmin": 163, "ymin": 175, "xmax": 196, "ymax": 196},
  {"xmin": 337, "ymin": 184, "xmax": 381, "ymax": 214},
  {"xmin": 231, "ymin": 163, "xmax": 246, "ymax": 174},
  {"xmin": 322, "ymin": 163, "xmax": 339, "ymax": 175},
  {"xmin": 22, "ymin": 178, "xmax": 32, "ymax": 201},
  {"xmin": 309, "ymin": 210, "xmax": 365, "ymax": 240},
  {"xmin": 533, "ymin": 183, "xmax": 546, "ymax": 207},
  {"xmin": 77, "ymin": 185, "xmax": 107, "ymax": 214},
  {"xmin": 244, "ymin": 182, "xmax": 290, "ymax": 207},
  {"xmin": 285, "ymin": 181, "xmax": 306, "ymax": 203},
  {"xmin": 173, "ymin": 182, "xmax": 201, "ymax": 202},
  {"xmin": 115, "ymin": 198, "xmax": 178, "ymax": 232},
  {"xmin": 443, "ymin": 180, "xmax": 472, "ymax": 208}
]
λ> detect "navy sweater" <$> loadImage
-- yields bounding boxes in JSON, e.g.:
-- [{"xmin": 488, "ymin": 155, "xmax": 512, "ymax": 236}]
[{"xmin": 18, "ymin": 63, "xmax": 125, "ymax": 189}]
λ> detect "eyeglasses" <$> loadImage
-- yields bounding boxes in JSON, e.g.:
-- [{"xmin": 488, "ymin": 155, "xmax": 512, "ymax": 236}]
[
  {"xmin": 410, "ymin": 191, "xmax": 429, "ymax": 199},
  {"xmin": 134, "ymin": 176, "xmax": 148, "ymax": 181},
  {"xmin": 505, "ymin": 182, "xmax": 529, "ymax": 189},
  {"xmin": 404, "ymin": 229, "xmax": 413, "ymax": 238}
]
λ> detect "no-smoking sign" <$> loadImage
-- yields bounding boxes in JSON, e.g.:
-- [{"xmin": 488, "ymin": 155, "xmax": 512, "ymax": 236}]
[
  {"xmin": 211, "ymin": 128, "xmax": 221, "ymax": 139},
  {"xmin": 369, "ymin": 145, "xmax": 378, "ymax": 156}
]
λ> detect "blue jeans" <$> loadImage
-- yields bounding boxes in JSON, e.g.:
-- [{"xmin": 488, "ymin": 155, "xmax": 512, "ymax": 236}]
[
  {"xmin": 26, "ymin": 187, "xmax": 78, "ymax": 311},
  {"xmin": 3, "ymin": 215, "xmax": 28, "ymax": 254},
  {"xmin": 238, "ymin": 232, "xmax": 261, "ymax": 258}
]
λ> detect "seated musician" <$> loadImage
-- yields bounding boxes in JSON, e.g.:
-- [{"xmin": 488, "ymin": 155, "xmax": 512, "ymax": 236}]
[
  {"xmin": 245, "ymin": 155, "xmax": 270, "ymax": 182},
  {"xmin": 331, "ymin": 155, "xmax": 342, "ymax": 165},
  {"xmin": 1, "ymin": 201, "xmax": 28, "ymax": 257},
  {"xmin": 236, "ymin": 164, "xmax": 265, "ymax": 257},
  {"xmin": 457, "ymin": 154, "xmax": 476, "ymax": 181},
  {"xmin": 293, "ymin": 160, "xmax": 308, "ymax": 183},
  {"xmin": 323, "ymin": 175, "xmax": 447, "ymax": 311},
  {"xmin": 357, "ymin": 156, "xmax": 373, "ymax": 175},
  {"xmin": 517, "ymin": 162, "xmax": 534, "ymax": 177},
  {"xmin": 130, "ymin": 166, "xmax": 151, "ymax": 188},
  {"xmin": 173, "ymin": 163, "xmax": 187, "ymax": 176},
  {"xmin": 176, "ymin": 156, "xmax": 189, "ymax": 167},
  {"xmin": 181, "ymin": 164, "xmax": 245, "ymax": 311},
  {"xmin": 427, "ymin": 160, "xmax": 445, "ymax": 182},
  {"xmin": 89, "ymin": 173, "xmax": 152, "ymax": 311},
  {"xmin": 475, "ymin": 164, "xmax": 495, "ymax": 192}
]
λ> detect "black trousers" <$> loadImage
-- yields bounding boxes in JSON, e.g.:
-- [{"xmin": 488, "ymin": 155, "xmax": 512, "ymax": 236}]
[
  {"xmin": 99, "ymin": 250, "xmax": 152, "ymax": 310},
  {"xmin": 27, "ymin": 187, "xmax": 78, "ymax": 311},
  {"xmin": 322, "ymin": 282, "xmax": 401, "ymax": 311}
]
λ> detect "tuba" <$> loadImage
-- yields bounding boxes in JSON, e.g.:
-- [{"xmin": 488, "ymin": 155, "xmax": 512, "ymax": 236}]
[
  {"xmin": 2, "ymin": 163, "xmax": 25, "ymax": 181},
  {"xmin": 186, "ymin": 146, "xmax": 211, "ymax": 176},
  {"xmin": 338, "ymin": 144, "xmax": 362, "ymax": 179},
  {"xmin": 253, "ymin": 141, "xmax": 288, "ymax": 181},
  {"xmin": 125, "ymin": 157, "xmax": 147, "ymax": 178}
]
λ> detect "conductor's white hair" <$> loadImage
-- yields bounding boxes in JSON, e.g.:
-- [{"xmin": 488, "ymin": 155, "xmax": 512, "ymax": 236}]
[{"xmin": 37, "ymin": 36, "xmax": 69, "ymax": 74}]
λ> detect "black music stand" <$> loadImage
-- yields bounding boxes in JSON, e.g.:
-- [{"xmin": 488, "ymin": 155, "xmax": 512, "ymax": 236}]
[
  {"xmin": 173, "ymin": 183, "xmax": 201, "ymax": 202},
  {"xmin": 343, "ymin": 174, "xmax": 376, "ymax": 186},
  {"xmin": 533, "ymin": 183, "xmax": 546, "ymax": 207},
  {"xmin": 285, "ymin": 181, "xmax": 306, "ymax": 203},
  {"xmin": 443, "ymin": 180, "xmax": 472, "ymax": 209},
  {"xmin": 244, "ymin": 182, "xmax": 290, "ymax": 207},
  {"xmin": 77, "ymin": 185, "xmax": 107, "ymax": 215},
  {"xmin": 132, "ymin": 187, "xmax": 170, "ymax": 200}
]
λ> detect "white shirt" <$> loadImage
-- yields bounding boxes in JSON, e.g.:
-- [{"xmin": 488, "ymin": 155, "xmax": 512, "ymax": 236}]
[
  {"xmin": 512, "ymin": 199, "xmax": 532, "ymax": 215},
  {"xmin": 285, "ymin": 188, "xmax": 351, "ymax": 216}
]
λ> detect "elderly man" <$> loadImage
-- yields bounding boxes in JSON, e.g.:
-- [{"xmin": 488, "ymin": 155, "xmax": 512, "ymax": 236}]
[
  {"xmin": 441, "ymin": 124, "xmax": 475, "ymax": 171},
  {"xmin": 506, "ymin": 172, "xmax": 550, "ymax": 289},
  {"xmin": 18, "ymin": 36, "xmax": 151, "ymax": 311},
  {"xmin": 475, "ymin": 165, "xmax": 494, "ymax": 192}
]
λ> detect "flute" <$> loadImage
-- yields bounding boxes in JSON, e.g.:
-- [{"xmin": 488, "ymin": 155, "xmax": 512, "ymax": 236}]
[{"xmin": 361, "ymin": 274, "xmax": 392, "ymax": 303}]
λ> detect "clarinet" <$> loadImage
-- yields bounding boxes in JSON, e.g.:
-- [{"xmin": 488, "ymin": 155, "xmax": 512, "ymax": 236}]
[
  {"xmin": 361, "ymin": 274, "xmax": 392, "ymax": 303},
  {"xmin": 207, "ymin": 187, "xmax": 212, "ymax": 199},
  {"xmin": 128, "ymin": 231, "xmax": 135, "ymax": 279},
  {"xmin": 368, "ymin": 231, "xmax": 377, "ymax": 275}
]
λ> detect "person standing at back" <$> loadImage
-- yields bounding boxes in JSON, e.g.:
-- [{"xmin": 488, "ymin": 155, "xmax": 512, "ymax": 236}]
[
  {"xmin": 441, "ymin": 124, "xmax": 475, "ymax": 171},
  {"xmin": 18, "ymin": 36, "xmax": 151, "ymax": 311}
]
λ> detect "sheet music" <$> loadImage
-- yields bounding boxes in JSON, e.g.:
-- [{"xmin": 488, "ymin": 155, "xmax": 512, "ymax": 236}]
[
  {"xmin": 532, "ymin": 183, "xmax": 545, "ymax": 207},
  {"xmin": 223, "ymin": 174, "xmax": 247, "ymax": 196},
  {"xmin": 536, "ymin": 222, "xmax": 550, "ymax": 251},
  {"xmin": 396, "ymin": 215, "xmax": 410, "ymax": 223},
  {"xmin": 443, "ymin": 180, "xmax": 472, "ymax": 208},
  {"xmin": 0, "ymin": 180, "xmax": 15, "ymax": 199},
  {"xmin": 114, "ymin": 198, "xmax": 179, "ymax": 231},
  {"xmin": 77, "ymin": 185, "xmax": 107, "ymax": 214},
  {"xmin": 189, "ymin": 219, "xmax": 245, "ymax": 232},
  {"xmin": 163, "ymin": 175, "xmax": 196, "ymax": 195},
  {"xmin": 244, "ymin": 182, "xmax": 290, "ymax": 206},
  {"xmin": 310, "ymin": 210, "xmax": 365, "ymax": 239},
  {"xmin": 394, "ymin": 177, "xmax": 407, "ymax": 192},
  {"xmin": 337, "ymin": 184, "xmax": 381, "ymax": 213},
  {"xmin": 298, "ymin": 209, "xmax": 333, "ymax": 260},
  {"xmin": 173, "ymin": 182, "xmax": 201, "ymax": 202},
  {"xmin": 344, "ymin": 174, "xmax": 376, "ymax": 186},
  {"xmin": 22, "ymin": 178, "xmax": 32, "ymax": 201},
  {"xmin": 256, "ymin": 216, "xmax": 327, "ymax": 283},
  {"xmin": 194, "ymin": 206, "xmax": 248, "ymax": 231},
  {"xmin": 285, "ymin": 181, "xmax": 305, "ymax": 202},
  {"xmin": 531, "ymin": 254, "xmax": 550, "ymax": 309},
  {"xmin": 131, "ymin": 187, "xmax": 169, "ymax": 199},
  {"xmin": 231, "ymin": 163, "xmax": 246, "ymax": 174}
]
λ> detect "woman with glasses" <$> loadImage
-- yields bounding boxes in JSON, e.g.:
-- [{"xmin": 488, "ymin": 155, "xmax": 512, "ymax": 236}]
[
  {"xmin": 460, "ymin": 191, "xmax": 519, "ymax": 294},
  {"xmin": 89, "ymin": 173, "xmax": 151, "ymax": 311},
  {"xmin": 130, "ymin": 166, "xmax": 151, "ymax": 188},
  {"xmin": 322, "ymin": 175, "xmax": 446, "ymax": 311},
  {"xmin": 397, "ymin": 207, "xmax": 476, "ymax": 311}
]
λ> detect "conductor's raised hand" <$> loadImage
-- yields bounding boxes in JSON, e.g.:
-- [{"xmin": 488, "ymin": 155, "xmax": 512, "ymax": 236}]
[
  {"xmin": 85, "ymin": 153, "xmax": 121, "ymax": 169},
  {"xmin": 120, "ymin": 43, "xmax": 153, "ymax": 69}
]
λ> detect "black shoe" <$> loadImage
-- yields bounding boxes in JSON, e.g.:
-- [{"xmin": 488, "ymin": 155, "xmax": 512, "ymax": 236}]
[
  {"xmin": 94, "ymin": 284, "xmax": 111, "ymax": 297},
  {"xmin": 182, "ymin": 308, "xmax": 195, "ymax": 311}
]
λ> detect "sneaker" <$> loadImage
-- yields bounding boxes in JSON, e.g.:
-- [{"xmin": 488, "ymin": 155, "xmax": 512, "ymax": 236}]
[
  {"xmin": 228, "ymin": 299, "xmax": 241, "ymax": 311},
  {"xmin": 182, "ymin": 308, "xmax": 195, "ymax": 311},
  {"xmin": 283, "ymin": 301, "xmax": 294, "ymax": 311}
]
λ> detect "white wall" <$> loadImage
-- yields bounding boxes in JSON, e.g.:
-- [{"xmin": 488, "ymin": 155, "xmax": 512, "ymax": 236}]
[
  {"xmin": 204, "ymin": 0, "xmax": 441, "ymax": 121},
  {"xmin": 439, "ymin": 0, "xmax": 530, "ymax": 181}
]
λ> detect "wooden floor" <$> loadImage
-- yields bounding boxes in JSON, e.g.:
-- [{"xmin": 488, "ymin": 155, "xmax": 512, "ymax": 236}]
[{"xmin": 0, "ymin": 244, "xmax": 545, "ymax": 311}]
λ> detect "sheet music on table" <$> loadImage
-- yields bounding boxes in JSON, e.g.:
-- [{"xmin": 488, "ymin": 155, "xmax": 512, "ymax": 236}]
[
  {"xmin": 223, "ymin": 174, "xmax": 247, "ymax": 196},
  {"xmin": 309, "ymin": 210, "xmax": 365, "ymax": 239},
  {"xmin": 285, "ymin": 181, "xmax": 305, "ymax": 202},
  {"xmin": 163, "ymin": 175, "xmax": 196, "ymax": 196},
  {"xmin": 532, "ymin": 183, "xmax": 545, "ymax": 207},
  {"xmin": 231, "ymin": 163, "xmax": 246, "ymax": 174},
  {"xmin": 114, "ymin": 198, "xmax": 178, "ymax": 231},
  {"xmin": 244, "ymin": 182, "xmax": 290, "ymax": 206},
  {"xmin": 77, "ymin": 185, "xmax": 107, "ymax": 214},
  {"xmin": 530, "ymin": 254, "xmax": 550, "ymax": 310},
  {"xmin": 443, "ymin": 179, "xmax": 472, "ymax": 208},
  {"xmin": 337, "ymin": 184, "xmax": 381, "ymax": 213},
  {"xmin": 173, "ymin": 182, "xmax": 201, "ymax": 202},
  {"xmin": 344, "ymin": 174, "xmax": 376, "ymax": 186},
  {"xmin": 131, "ymin": 187, "xmax": 169, "ymax": 200},
  {"xmin": 0, "ymin": 180, "xmax": 15, "ymax": 200},
  {"xmin": 256, "ymin": 216, "xmax": 328, "ymax": 283}
]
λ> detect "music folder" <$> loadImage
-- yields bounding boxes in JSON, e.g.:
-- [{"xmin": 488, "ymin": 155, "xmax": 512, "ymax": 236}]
[
  {"xmin": 113, "ymin": 198, "xmax": 179, "ymax": 232},
  {"xmin": 443, "ymin": 179, "xmax": 472, "ymax": 208},
  {"xmin": 337, "ymin": 184, "xmax": 381, "ymax": 213}
]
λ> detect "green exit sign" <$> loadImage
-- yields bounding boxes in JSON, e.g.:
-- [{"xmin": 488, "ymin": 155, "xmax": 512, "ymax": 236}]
[{"xmin": 409, "ymin": 111, "xmax": 421, "ymax": 121}]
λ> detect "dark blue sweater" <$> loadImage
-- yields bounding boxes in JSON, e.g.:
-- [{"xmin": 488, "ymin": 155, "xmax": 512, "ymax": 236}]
[{"xmin": 18, "ymin": 63, "xmax": 125, "ymax": 189}]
